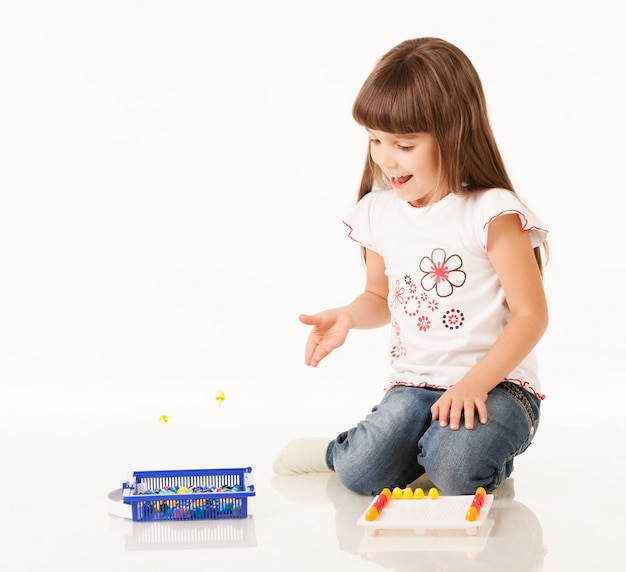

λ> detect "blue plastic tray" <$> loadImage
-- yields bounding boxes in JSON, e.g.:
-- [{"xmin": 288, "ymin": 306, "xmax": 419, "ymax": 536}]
[{"xmin": 122, "ymin": 467, "xmax": 255, "ymax": 522}]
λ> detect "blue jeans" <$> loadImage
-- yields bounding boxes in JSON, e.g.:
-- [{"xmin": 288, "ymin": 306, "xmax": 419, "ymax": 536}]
[{"xmin": 325, "ymin": 382, "xmax": 541, "ymax": 496}]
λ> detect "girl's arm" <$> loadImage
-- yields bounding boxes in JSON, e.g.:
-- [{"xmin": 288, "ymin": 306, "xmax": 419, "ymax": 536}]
[
  {"xmin": 299, "ymin": 249, "xmax": 390, "ymax": 367},
  {"xmin": 431, "ymin": 213, "xmax": 548, "ymax": 430}
]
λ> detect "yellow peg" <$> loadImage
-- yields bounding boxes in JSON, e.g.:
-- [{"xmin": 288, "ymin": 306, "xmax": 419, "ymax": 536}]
[{"xmin": 215, "ymin": 390, "xmax": 225, "ymax": 407}]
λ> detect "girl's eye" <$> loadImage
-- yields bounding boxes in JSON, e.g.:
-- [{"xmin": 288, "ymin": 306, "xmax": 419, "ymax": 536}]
[
  {"xmin": 369, "ymin": 139, "xmax": 380, "ymax": 145},
  {"xmin": 399, "ymin": 145, "xmax": 413, "ymax": 151}
]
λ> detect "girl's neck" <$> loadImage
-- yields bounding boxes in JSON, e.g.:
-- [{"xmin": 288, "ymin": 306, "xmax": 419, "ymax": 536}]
[{"xmin": 408, "ymin": 189, "xmax": 452, "ymax": 208}]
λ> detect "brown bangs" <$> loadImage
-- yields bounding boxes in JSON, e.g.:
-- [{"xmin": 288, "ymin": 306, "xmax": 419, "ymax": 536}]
[{"xmin": 352, "ymin": 63, "xmax": 432, "ymax": 134}]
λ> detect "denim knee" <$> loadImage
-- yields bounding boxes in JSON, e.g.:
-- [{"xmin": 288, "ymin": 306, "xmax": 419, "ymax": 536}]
[
  {"xmin": 331, "ymin": 426, "xmax": 426, "ymax": 496},
  {"xmin": 418, "ymin": 427, "xmax": 511, "ymax": 494},
  {"xmin": 329, "ymin": 386, "xmax": 437, "ymax": 495},
  {"xmin": 418, "ymin": 384, "xmax": 540, "ymax": 495}
]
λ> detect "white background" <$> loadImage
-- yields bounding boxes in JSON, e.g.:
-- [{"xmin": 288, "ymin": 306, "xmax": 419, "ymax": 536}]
[
  {"xmin": 1, "ymin": 2, "xmax": 624, "ymax": 570},
  {"xmin": 2, "ymin": 0, "xmax": 622, "ymax": 408}
]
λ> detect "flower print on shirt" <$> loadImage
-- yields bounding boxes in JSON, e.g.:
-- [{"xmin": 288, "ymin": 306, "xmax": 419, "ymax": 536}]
[
  {"xmin": 417, "ymin": 315, "xmax": 431, "ymax": 332},
  {"xmin": 391, "ymin": 341, "xmax": 407, "ymax": 359},
  {"xmin": 403, "ymin": 295, "xmax": 421, "ymax": 317},
  {"xmin": 390, "ymin": 279, "xmax": 405, "ymax": 309},
  {"xmin": 396, "ymin": 255, "xmax": 466, "ymax": 340},
  {"xmin": 419, "ymin": 248, "xmax": 466, "ymax": 297},
  {"xmin": 442, "ymin": 308, "xmax": 465, "ymax": 330},
  {"xmin": 390, "ymin": 317, "xmax": 407, "ymax": 360}
]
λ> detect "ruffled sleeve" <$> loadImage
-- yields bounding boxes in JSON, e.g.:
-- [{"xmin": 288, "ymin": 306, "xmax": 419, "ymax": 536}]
[
  {"xmin": 341, "ymin": 191, "xmax": 377, "ymax": 251},
  {"xmin": 479, "ymin": 189, "xmax": 548, "ymax": 249}
]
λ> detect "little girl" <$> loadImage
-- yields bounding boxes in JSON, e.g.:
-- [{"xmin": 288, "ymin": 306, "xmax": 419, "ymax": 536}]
[{"xmin": 274, "ymin": 37, "xmax": 549, "ymax": 496}]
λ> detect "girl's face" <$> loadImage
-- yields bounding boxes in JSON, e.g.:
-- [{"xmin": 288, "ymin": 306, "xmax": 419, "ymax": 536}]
[{"xmin": 367, "ymin": 129, "xmax": 444, "ymax": 207}]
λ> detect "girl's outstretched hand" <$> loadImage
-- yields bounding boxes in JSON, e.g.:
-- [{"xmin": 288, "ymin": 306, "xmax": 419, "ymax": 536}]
[{"xmin": 299, "ymin": 311, "xmax": 352, "ymax": 367}]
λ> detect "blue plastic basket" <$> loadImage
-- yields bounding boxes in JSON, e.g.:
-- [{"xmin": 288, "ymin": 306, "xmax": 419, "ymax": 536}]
[{"xmin": 122, "ymin": 467, "xmax": 255, "ymax": 522}]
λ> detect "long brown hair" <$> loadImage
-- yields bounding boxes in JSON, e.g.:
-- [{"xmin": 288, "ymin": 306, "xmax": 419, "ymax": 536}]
[{"xmin": 352, "ymin": 38, "xmax": 547, "ymax": 272}]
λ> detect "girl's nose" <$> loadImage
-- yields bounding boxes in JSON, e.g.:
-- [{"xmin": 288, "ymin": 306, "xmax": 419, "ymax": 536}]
[{"xmin": 378, "ymin": 145, "xmax": 397, "ymax": 169}]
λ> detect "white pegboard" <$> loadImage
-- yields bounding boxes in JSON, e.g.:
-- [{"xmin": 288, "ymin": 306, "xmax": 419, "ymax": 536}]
[{"xmin": 357, "ymin": 493, "xmax": 493, "ymax": 536}]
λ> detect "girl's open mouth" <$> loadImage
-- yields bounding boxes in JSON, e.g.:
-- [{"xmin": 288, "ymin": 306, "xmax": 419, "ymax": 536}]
[{"xmin": 391, "ymin": 175, "xmax": 412, "ymax": 187}]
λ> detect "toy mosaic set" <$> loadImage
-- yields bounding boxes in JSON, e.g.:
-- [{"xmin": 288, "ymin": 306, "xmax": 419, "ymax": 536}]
[
  {"xmin": 357, "ymin": 486, "xmax": 493, "ymax": 536},
  {"xmin": 121, "ymin": 467, "xmax": 255, "ymax": 522}
]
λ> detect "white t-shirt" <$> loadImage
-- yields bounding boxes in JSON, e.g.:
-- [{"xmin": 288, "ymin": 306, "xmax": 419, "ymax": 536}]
[{"xmin": 343, "ymin": 188, "xmax": 548, "ymax": 399}]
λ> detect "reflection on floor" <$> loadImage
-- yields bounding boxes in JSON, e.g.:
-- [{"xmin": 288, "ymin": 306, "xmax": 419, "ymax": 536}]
[{"xmin": 272, "ymin": 473, "xmax": 547, "ymax": 572}]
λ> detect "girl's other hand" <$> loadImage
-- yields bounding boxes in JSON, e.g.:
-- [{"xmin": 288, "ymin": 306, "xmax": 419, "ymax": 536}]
[
  {"xmin": 299, "ymin": 311, "xmax": 352, "ymax": 367},
  {"xmin": 430, "ymin": 381, "xmax": 489, "ymax": 431}
]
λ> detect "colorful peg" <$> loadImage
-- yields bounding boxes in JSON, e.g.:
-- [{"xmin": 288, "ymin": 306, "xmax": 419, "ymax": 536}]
[
  {"xmin": 365, "ymin": 490, "xmax": 393, "ymax": 522},
  {"xmin": 373, "ymin": 493, "xmax": 388, "ymax": 512},
  {"xmin": 215, "ymin": 390, "xmax": 225, "ymax": 407},
  {"xmin": 465, "ymin": 487, "xmax": 487, "ymax": 521},
  {"xmin": 365, "ymin": 506, "xmax": 379, "ymax": 521}
]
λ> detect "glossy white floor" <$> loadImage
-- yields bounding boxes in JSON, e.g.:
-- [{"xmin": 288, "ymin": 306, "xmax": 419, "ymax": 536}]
[{"xmin": 2, "ymin": 372, "xmax": 624, "ymax": 572}]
